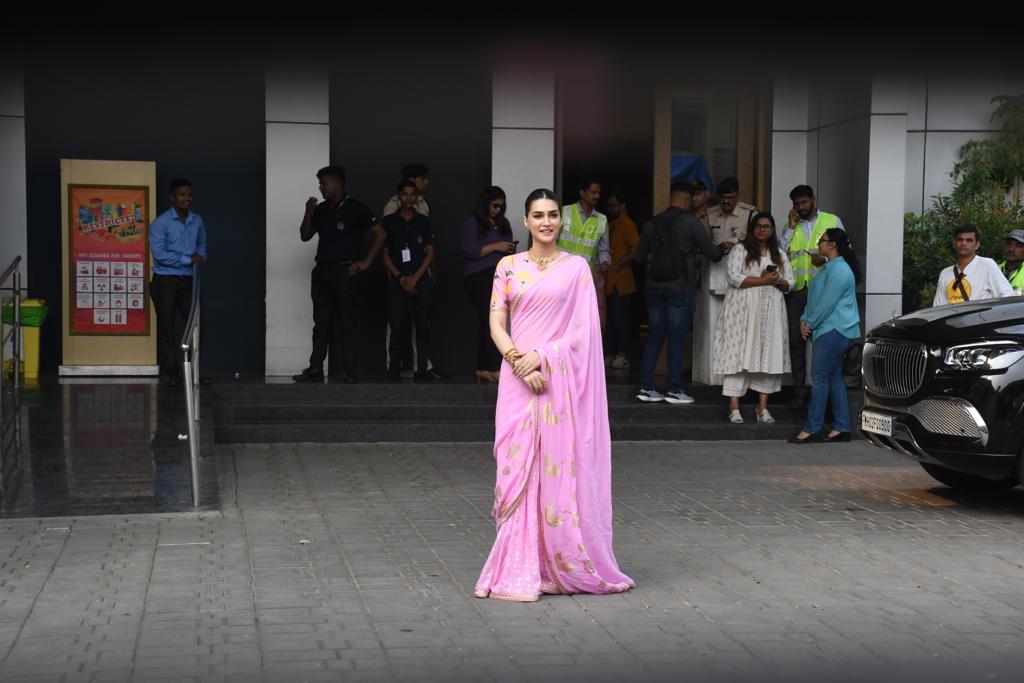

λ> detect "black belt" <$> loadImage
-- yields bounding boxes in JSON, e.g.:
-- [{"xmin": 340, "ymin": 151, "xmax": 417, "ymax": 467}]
[
  {"xmin": 316, "ymin": 261, "xmax": 355, "ymax": 269},
  {"xmin": 153, "ymin": 273, "xmax": 193, "ymax": 279}
]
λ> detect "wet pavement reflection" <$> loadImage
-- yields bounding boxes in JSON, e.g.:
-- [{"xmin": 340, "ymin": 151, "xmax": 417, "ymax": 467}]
[{"xmin": 0, "ymin": 378, "xmax": 217, "ymax": 517}]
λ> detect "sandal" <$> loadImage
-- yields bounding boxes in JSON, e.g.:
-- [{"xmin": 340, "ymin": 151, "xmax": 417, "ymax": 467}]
[
  {"xmin": 728, "ymin": 409, "xmax": 744, "ymax": 424},
  {"xmin": 756, "ymin": 409, "xmax": 775, "ymax": 424}
]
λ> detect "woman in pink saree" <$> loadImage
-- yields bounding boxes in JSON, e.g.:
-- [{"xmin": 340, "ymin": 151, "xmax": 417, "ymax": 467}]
[{"xmin": 475, "ymin": 189, "xmax": 635, "ymax": 602}]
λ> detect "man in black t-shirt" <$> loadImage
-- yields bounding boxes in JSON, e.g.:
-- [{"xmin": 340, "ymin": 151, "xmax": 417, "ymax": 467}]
[
  {"xmin": 633, "ymin": 182, "xmax": 731, "ymax": 404},
  {"xmin": 293, "ymin": 165, "xmax": 386, "ymax": 383},
  {"xmin": 381, "ymin": 179, "xmax": 436, "ymax": 382}
]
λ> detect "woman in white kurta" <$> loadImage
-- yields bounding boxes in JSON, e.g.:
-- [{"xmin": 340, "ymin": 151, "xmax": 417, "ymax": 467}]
[{"xmin": 713, "ymin": 212, "xmax": 793, "ymax": 424}]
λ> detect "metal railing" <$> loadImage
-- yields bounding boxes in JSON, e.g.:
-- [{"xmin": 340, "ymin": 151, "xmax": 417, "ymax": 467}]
[
  {"xmin": 1, "ymin": 257, "xmax": 22, "ymax": 393},
  {"xmin": 0, "ymin": 257, "xmax": 24, "ymax": 503},
  {"xmin": 178, "ymin": 263, "xmax": 202, "ymax": 507}
]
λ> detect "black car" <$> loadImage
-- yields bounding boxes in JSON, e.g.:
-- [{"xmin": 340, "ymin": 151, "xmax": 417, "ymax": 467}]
[{"xmin": 860, "ymin": 297, "xmax": 1024, "ymax": 492}]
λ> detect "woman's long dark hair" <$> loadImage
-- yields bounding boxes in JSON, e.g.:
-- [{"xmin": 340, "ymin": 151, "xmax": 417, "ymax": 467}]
[
  {"xmin": 473, "ymin": 186, "xmax": 512, "ymax": 239},
  {"xmin": 524, "ymin": 188, "xmax": 561, "ymax": 215},
  {"xmin": 742, "ymin": 211, "xmax": 783, "ymax": 269},
  {"xmin": 824, "ymin": 228, "xmax": 861, "ymax": 283}
]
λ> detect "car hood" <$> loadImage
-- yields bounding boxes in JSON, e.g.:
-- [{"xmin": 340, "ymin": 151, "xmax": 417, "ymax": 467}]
[{"xmin": 867, "ymin": 297, "xmax": 1024, "ymax": 344}]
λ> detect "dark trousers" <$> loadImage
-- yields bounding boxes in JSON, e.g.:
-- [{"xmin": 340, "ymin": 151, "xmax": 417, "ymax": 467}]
[
  {"xmin": 786, "ymin": 287, "xmax": 809, "ymax": 388},
  {"xmin": 150, "ymin": 274, "xmax": 193, "ymax": 376},
  {"xmin": 388, "ymin": 276, "xmax": 432, "ymax": 373},
  {"xmin": 309, "ymin": 264, "xmax": 356, "ymax": 375},
  {"xmin": 606, "ymin": 288, "xmax": 632, "ymax": 355},
  {"xmin": 464, "ymin": 267, "xmax": 501, "ymax": 372}
]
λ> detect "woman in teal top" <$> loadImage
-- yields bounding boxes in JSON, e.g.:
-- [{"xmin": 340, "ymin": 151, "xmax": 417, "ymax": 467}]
[{"xmin": 789, "ymin": 228, "xmax": 861, "ymax": 443}]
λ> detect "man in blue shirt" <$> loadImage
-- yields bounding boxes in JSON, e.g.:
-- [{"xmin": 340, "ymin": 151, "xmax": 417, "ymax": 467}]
[{"xmin": 149, "ymin": 178, "xmax": 207, "ymax": 385}]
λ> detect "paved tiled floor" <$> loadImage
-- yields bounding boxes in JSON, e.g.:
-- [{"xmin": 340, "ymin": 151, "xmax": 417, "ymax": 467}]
[{"xmin": 1, "ymin": 441, "xmax": 1023, "ymax": 681}]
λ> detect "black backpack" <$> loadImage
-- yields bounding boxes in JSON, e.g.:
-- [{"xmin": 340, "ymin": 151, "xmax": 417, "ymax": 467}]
[{"xmin": 647, "ymin": 208, "xmax": 686, "ymax": 282}]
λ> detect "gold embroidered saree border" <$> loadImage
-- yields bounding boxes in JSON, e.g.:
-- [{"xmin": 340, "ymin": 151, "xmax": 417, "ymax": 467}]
[{"xmin": 508, "ymin": 253, "xmax": 574, "ymax": 318}]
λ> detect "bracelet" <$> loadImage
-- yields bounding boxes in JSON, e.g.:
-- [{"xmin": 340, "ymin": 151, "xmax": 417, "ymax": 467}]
[{"xmin": 503, "ymin": 348, "xmax": 519, "ymax": 364}]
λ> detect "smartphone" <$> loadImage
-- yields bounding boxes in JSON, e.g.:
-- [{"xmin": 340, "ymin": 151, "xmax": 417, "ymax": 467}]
[{"xmin": 766, "ymin": 265, "xmax": 778, "ymax": 272}]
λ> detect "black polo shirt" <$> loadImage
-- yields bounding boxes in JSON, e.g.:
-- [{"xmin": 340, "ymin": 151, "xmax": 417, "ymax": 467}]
[
  {"xmin": 382, "ymin": 210, "xmax": 435, "ymax": 275},
  {"xmin": 311, "ymin": 195, "xmax": 377, "ymax": 265}
]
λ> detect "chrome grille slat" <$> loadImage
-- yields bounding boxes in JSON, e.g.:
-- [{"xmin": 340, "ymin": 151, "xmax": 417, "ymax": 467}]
[
  {"xmin": 863, "ymin": 340, "xmax": 927, "ymax": 398},
  {"xmin": 908, "ymin": 399, "xmax": 982, "ymax": 440}
]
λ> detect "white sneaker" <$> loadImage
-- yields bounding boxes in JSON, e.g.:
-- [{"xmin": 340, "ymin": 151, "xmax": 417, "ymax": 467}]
[
  {"xmin": 663, "ymin": 390, "xmax": 695, "ymax": 405},
  {"xmin": 636, "ymin": 389, "xmax": 665, "ymax": 402}
]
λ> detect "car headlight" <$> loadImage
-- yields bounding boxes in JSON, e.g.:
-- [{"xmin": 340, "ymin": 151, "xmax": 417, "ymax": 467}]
[{"xmin": 943, "ymin": 343, "xmax": 1024, "ymax": 371}]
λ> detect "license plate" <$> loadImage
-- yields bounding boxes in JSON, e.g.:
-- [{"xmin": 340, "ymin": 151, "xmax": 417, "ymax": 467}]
[{"xmin": 861, "ymin": 411, "xmax": 893, "ymax": 437}]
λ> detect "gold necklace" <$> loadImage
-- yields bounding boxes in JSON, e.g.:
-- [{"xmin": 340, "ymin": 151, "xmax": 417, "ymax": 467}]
[{"xmin": 528, "ymin": 250, "xmax": 558, "ymax": 270}]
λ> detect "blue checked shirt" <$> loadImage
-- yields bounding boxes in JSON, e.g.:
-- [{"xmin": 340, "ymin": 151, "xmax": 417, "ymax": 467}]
[{"xmin": 150, "ymin": 207, "xmax": 207, "ymax": 275}]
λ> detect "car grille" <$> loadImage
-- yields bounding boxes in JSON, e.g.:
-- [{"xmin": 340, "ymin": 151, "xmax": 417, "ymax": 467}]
[
  {"xmin": 862, "ymin": 340, "xmax": 928, "ymax": 398},
  {"xmin": 871, "ymin": 398, "xmax": 987, "ymax": 443},
  {"xmin": 908, "ymin": 399, "xmax": 983, "ymax": 440}
]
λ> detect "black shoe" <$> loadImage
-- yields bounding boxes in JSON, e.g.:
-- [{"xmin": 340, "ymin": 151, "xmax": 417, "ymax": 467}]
[
  {"xmin": 164, "ymin": 372, "xmax": 181, "ymax": 387},
  {"xmin": 342, "ymin": 372, "xmax": 359, "ymax": 384},
  {"xmin": 788, "ymin": 388, "xmax": 807, "ymax": 408},
  {"xmin": 292, "ymin": 367, "xmax": 324, "ymax": 383},
  {"xmin": 414, "ymin": 371, "xmax": 435, "ymax": 384},
  {"xmin": 787, "ymin": 431, "xmax": 821, "ymax": 444},
  {"xmin": 824, "ymin": 432, "xmax": 851, "ymax": 443},
  {"xmin": 387, "ymin": 369, "xmax": 403, "ymax": 383}
]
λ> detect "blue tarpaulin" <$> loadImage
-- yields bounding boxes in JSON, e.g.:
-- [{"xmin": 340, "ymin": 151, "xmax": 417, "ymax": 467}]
[{"xmin": 670, "ymin": 153, "xmax": 714, "ymax": 190}]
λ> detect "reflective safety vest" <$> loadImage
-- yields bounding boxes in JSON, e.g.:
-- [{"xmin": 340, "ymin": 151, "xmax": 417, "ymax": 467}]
[
  {"xmin": 998, "ymin": 260, "xmax": 1024, "ymax": 289},
  {"xmin": 787, "ymin": 211, "xmax": 839, "ymax": 291},
  {"xmin": 557, "ymin": 204, "xmax": 607, "ymax": 263}
]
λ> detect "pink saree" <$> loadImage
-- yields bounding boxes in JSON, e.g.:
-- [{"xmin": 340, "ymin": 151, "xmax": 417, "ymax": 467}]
[{"xmin": 474, "ymin": 252, "xmax": 635, "ymax": 601}]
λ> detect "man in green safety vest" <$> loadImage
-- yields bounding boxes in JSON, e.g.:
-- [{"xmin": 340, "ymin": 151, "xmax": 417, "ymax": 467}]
[
  {"xmin": 999, "ymin": 229, "xmax": 1024, "ymax": 291},
  {"xmin": 781, "ymin": 184, "xmax": 845, "ymax": 406},
  {"xmin": 558, "ymin": 177, "xmax": 611, "ymax": 326}
]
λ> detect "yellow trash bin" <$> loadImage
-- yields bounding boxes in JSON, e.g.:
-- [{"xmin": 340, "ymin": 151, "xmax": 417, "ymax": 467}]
[{"xmin": 2, "ymin": 298, "xmax": 47, "ymax": 380}]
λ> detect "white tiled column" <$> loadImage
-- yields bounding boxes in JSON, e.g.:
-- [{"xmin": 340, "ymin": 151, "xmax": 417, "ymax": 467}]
[
  {"xmin": 864, "ymin": 77, "xmax": 908, "ymax": 331},
  {"xmin": 0, "ymin": 68, "xmax": 27, "ymax": 281},
  {"xmin": 770, "ymin": 76, "xmax": 809, "ymax": 216},
  {"xmin": 265, "ymin": 66, "xmax": 330, "ymax": 376},
  {"xmin": 491, "ymin": 67, "xmax": 555, "ymax": 243}
]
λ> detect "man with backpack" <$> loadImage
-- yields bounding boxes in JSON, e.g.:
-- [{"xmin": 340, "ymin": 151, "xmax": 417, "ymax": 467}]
[{"xmin": 634, "ymin": 182, "xmax": 731, "ymax": 404}]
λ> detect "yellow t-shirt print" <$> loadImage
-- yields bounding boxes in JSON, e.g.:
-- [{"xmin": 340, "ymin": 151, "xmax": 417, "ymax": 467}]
[{"xmin": 947, "ymin": 275, "xmax": 972, "ymax": 303}]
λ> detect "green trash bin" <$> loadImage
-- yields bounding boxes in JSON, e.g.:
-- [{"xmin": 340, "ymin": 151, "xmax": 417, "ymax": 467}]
[{"xmin": 2, "ymin": 298, "xmax": 47, "ymax": 380}]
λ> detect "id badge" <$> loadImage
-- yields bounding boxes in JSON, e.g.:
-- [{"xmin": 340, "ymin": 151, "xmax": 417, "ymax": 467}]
[{"xmin": 401, "ymin": 248, "xmax": 412, "ymax": 263}]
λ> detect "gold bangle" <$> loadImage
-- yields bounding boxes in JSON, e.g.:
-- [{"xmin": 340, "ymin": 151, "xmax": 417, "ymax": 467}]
[{"xmin": 504, "ymin": 348, "xmax": 519, "ymax": 364}]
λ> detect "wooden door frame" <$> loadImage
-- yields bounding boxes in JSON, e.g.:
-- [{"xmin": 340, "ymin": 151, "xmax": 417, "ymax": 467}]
[{"xmin": 653, "ymin": 82, "xmax": 767, "ymax": 213}]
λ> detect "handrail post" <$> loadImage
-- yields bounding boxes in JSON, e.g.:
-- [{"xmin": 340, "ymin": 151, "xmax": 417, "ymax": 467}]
[
  {"xmin": 182, "ymin": 350, "xmax": 201, "ymax": 507},
  {"xmin": 12, "ymin": 268, "xmax": 20, "ymax": 391},
  {"xmin": 180, "ymin": 263, "xmax": 202, "ymax": 507}
]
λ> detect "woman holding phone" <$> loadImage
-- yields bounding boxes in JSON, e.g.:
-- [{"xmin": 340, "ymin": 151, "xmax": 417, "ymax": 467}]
[
  {"xmin": 713, "ymin": 212, "xmax": 794, "ymax": 423},
  {"xmin": 463, "ymin": 186, "xmax": 517, "ymax": 383}
]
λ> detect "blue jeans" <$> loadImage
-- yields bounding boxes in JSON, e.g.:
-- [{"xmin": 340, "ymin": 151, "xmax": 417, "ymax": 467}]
[
  {"xmin": 640, "ymin": 288, "xmax": 694, "ymax": 393},
  {"xmin": 803, "ymin": 329, "xmax": 851, "ymax": 434}
]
